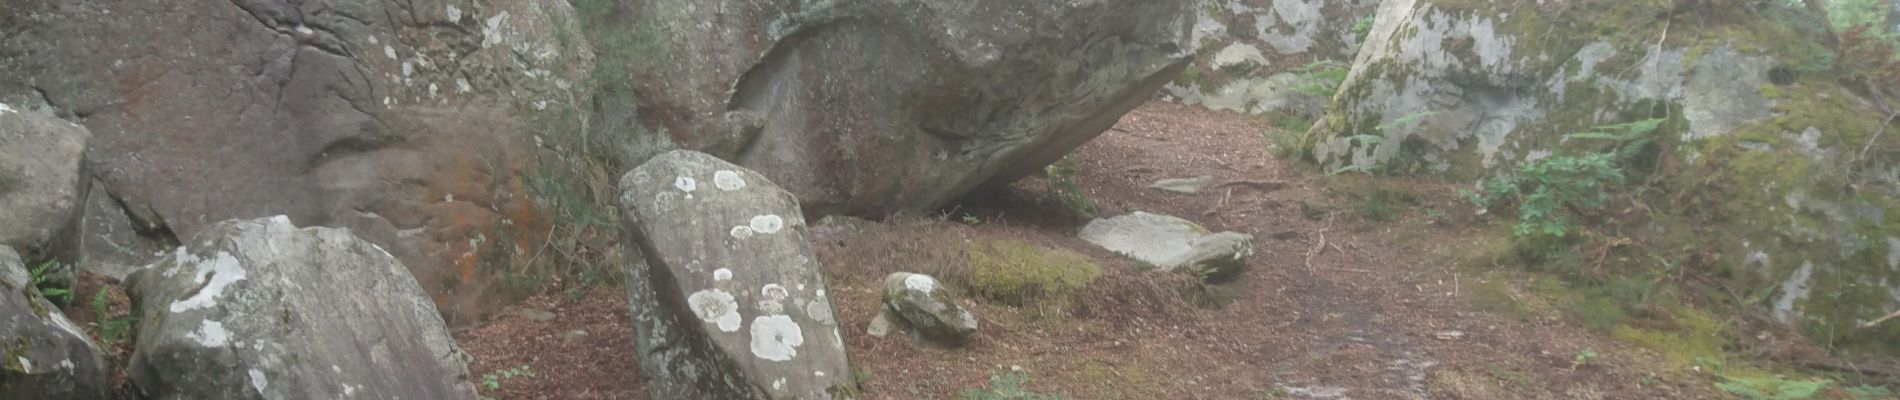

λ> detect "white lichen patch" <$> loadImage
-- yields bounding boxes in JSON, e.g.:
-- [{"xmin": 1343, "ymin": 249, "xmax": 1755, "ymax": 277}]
[
  {"xmin": 248, "ymin": 369, "xmax": 269, "ymax": 394},
  {"xmin": 730, "ymin": 226, "xmax": 754, "ymax": 239},
  {"xmin": 170, "ymin": 251, "xmax": 248, "ymax": 313},
  {"xmin": 804, "ymin": 299, "xmax": 834, "ymax": 325},
  {"xmin": 904, "ymin": 274, "xmax": 938, "ymax": 294},
  {"xmin": 687, "ymin": 289, "xmax": 742, "ymax": 332},
  {"xmin": 760, "ymin": 284, "xmax": 789, "ymax": 301},
  {"xmin": 773, "ymin": 378, "xmax": 786, "ymax": 391},
  {"xmin": 187, "ymin": 320, "xmax": 232, "ymax": 347},
  {"xmin": 713, "ymin": 170, "xmax": 747, "ymax": 191},
  {"xmin": 749, "ymin": 315, "xmax": 804, "ymax": 362},
  {"xmin": 445, "ymin": 5, "xmax": 463, "ymax": 21},
  {"xmin": 674, "ymin": 176, "xmax": 698, "ymax": 193},
  {"xmin": 749, "ymin": 215, "xmax": 785, "ymax": 234},
  {"xmin": 714, "ymin": 268, "xmax": 733, "ymax": 281},
  {"xmin": 0, "ymin": 103, "xmax": 13, "ymax": 114}
]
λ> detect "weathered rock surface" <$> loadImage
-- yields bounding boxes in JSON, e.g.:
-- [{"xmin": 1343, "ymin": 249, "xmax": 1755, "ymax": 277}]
[
  {"xmin": 1081, "ymin": 212, "xmax": 1254, "ymax": 281},
  {"xmin": 1309, "ymin": 0, "xmax": 1900, "ymax": 348},
  {"xmin": 126, "ymin": 217, "xmax": 475, "ymax": 399},
  {"xmin": 0, "ymin": 245, "xmax": 110, "ymax": 399},
  {"xmin": 0, "ymin": 0, "xmax": 595, "ymax": 322},
  {"xmin": 621, "ymin": 0, "xmax": 1196, "ymax": 216},
  {"xmin": 618, "ymin": 151, "xmax": 852, "ymax": 399},
  {"xmin": 1164, "ymin": 0, "xmax": 1379, "ymax": 116},
  {"xmin": 879, "ymin": 272, "xmax": 978, "ymax": 346},
  {"xmin": 0, "ymin": 104, "xmax": 89, "ymax": 256}
]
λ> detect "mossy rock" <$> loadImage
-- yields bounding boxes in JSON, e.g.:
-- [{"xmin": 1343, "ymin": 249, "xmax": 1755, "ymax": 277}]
[{"xmin": 967, "ymin": 239, "xmax": 1101, "ymax": 310}]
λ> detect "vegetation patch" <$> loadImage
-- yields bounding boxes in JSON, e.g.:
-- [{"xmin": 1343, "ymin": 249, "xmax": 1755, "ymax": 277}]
[{"xmin": 968, "ymin": 239, "xmax": 1102, "ymax": 315}]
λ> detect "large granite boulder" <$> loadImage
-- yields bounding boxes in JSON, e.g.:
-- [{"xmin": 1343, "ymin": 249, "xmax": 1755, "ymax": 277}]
[
  {"xmin": 1081, "ymin": 212, "xmax": 1254, "ymax": 281},
  {"xmin": 1307, "ymin": 0, "xmax": 1900, "ymax": 349},
  {"xmin": 0, "ymin": 103, "xmax": 89, "ymax": 257},
  {"xmin": 1164, "ymin": 0, "xmax": 1380, "ymax": 116},
  {"xmin": 618, "ymin": 151, "xmax": 852, "ymax": 399},
  {"xmin": 0, "ymin": 0, "xmax": 594, "ymax": 322},
  {"xmin": 126, "ymin": 217, "xmax": 476, "ymax": 399},
  {"xmin": 620, "ymin": 0, "xmax": 1197, "ymax": 216},
  {"xmin": 0, "ymin": 245, "xmax": 110, "ymax": 399}
]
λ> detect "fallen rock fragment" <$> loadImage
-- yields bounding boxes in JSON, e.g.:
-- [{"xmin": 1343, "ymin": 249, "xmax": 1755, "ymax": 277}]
[
  {"xmin": 880, "ymin": 272, "xmax": 979, "ymax": 346},
  {"xmin": 1080, "ymin": 212, "xmax": 1254, "ymax": 281},
  {"xmin": 0, "ymin": 245, "xmax": 111, "ymax": 399}
]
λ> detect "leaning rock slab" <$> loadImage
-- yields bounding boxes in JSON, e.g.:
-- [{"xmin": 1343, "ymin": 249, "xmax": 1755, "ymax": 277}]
[
  {"xmin": 1081, "ymin": 212, "xmax": 1254, "ymax": 281},
  {"xmin": 0, "ymin": 245, "xmax": 110, "ymax": 399},
  {"xmin": 880, "ymin": 272, "xmax": 978, "ymax": 346},
  {"xmin": 126, "ymin": 217, "xmax": 475, "ymax": 400},
  {"xmin": 0, "ymin": 104, "xmax": 89, "ymax": 255},
  {"xmin": 625, "ymin": 0, "xmax": 1196, "ymax": 215},
  {"xmin": 619, "ymin": 151, "xmax": 852, "ymax": 399}
]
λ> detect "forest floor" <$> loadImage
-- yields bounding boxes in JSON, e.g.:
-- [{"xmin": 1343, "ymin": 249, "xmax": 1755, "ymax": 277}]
[
  {"xmin": 449, "ymin": 101, "xmax": 1755, "ymax": 399},
  {"xmin": 58, "ymin": 101, "xmax": 1881, "ymax": 399}
]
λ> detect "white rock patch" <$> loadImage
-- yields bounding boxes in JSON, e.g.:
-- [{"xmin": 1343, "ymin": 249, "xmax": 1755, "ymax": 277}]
[
  {"xmin": 170, "ymin": 251, "xmax": 248, "ymax": 313},
  {"xmin": 904, "ymin": 274, "xmax": 938, "ymax": 293},
  {"xmin": 248, "ymin": 369, "xmax": 269, "ymax": 394},
  {"xmin": 749, "ymin": 315, "xmax": 804, "ymax": 362},
  {"xmin": 688, "ymin": 289, "xmax": 742, "ymax": 332},
  {"xmin": 713, "ymin": 170, "xmax": 747, "ymax": 191},
  {"xmin": 713, "ymin": 268, "xmax": 733, "ymax": 281},
  {"xmin": 187, "ymin": 320, "xmax": 232, "ymax": 347},
  {"xmin": 0, "ymin": 103, "xmax": 13, "ymax": 114}
]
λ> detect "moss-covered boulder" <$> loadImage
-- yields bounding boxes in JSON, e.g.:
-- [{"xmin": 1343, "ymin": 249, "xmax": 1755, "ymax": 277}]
[{"xmin": 1308, "ymin": 0, "xmax": 1900, "ymax": 351}]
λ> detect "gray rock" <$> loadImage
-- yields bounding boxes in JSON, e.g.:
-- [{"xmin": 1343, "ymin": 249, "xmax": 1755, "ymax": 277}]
[
  {"xmin": 880, "ymin": 272, "xmax": 978, "ymax": 346},
  {"xmin": 0, "ymin": 0, "xmax": 596, "ymax": 323},
  {"xmin": 1150, "ymin": 176, "xmax": 1214, "ymax": 194},
  {"xmin": 618, "ymin": 151, "xmax": 853, "ymax": 399},
  {"xmin": 1080, "ymin": 212, "xmax": 1255, "ymax": 281},
  {"xmin": 0, "ymin": 104, "xmax": 89, "ymax": 256},
  {"xmin": 623, "ymin": 0, "xmax": 1196, "ymax": 215},
  {"xmin": 75, "ymin": 180, "xmax": 170, "ymax": 281},
  {"xmin": 126, "ymin": 217, "xmax": 476, "ymax": 400},
  {"xmin": 0, "ymin": 245, "xmax": 111, "ymax": 399},
  {"xmin": 1163, "ymin": 0, "xmax": 1379, "ymax": 116}
]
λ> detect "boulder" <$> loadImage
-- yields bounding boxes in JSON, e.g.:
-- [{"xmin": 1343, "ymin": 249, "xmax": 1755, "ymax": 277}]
[
  {"xmin": 620, "ymin": 0, "xmax": 1196, "ymax": 215},
  {"xmin": 1164, "ymin": 0, "xmax": 1380, "ymax": 116},
  {"xmin": 1081, "ymin": 212, "xmax": 1254, "ymax": 281},
  {"xmin": 878, "ymin": 272, "xmax": 979, "ymax": 346},
  {"xmin": 126, "ymin": 217, "xmax": 476, "ymax": 399},
  {"xmin": 0, "ymin": 0, "xmax": 596, "ymax": 322},
  {"xmin": 1307, "ymin": 0, "xmax": 1900, "ymax": 348},
  {"xmin": 0, "ymin": 245, "xmax": 111, "ymax": 399},
  {"xmin": 618, "ymin": 151, "xmax": 852, "ymax": 399},
  {"xmin": 0, "ymin": 104, "xmax": 89, "ymax": 256}
]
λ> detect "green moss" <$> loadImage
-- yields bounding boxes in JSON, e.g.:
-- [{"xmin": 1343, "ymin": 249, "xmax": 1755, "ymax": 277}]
[
  {"xmin": 1610, "ymin": 306, "xmax": 1727, "ymax": 369},
  {"xmin": 968, "ymin": 239, "xmax": 1101, "ymax": 312}
]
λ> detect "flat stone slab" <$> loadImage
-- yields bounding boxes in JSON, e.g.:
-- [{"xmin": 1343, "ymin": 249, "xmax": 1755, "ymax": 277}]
[{"xmin": 1080, "ymin": 212, "xmax": 1254, "ymax": 280}]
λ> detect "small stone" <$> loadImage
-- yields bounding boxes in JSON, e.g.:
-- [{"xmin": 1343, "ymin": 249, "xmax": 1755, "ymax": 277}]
[
  {"xmin": 1149, "ymin": 176, "xmax": 1214, "ymax": 194},
  {"xmin": 560, "ymin": 330, "xmax": 589, "ymax": 340},
  {"xmin": 879, "ymin": 272, "xmax": 979, "ymax": 346},
  {"xmin": 513, "ymin": 308, "xmax": 557, "ymax": 322},
  {"xmin": 1080, "ymin": 212, "xmax": 1255, "ymax": 282},
  {"xmin": 1434, "ymin": 331, "xmax": 1465, "ymax": 340}
]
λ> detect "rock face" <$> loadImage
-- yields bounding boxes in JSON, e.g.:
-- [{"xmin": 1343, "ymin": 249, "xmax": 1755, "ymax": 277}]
[
  {"xmin": 618, "ymin": 151, "xmax": 852, "ymax": 399},
  {"xmin": 0, "ymin": 245, "xmax": 110, "ymax": 399},
  {"xmin": 126, "ymin": 217, "xmax": 475, "ymax": 399},
  {"xmin": 1165, "ymin": 0, "xmax": 1379, "ymax": 116},
  {"xmin": 622, "ymin": 0, "xmax": 1196, "ymax": 216},
  {"xmin": 0, "ymin": 104, "xmax": 89, "ymax": 256},
  {"xmin": 1081, "ymin": 212, "xmax": 1254, "ymax": 281},
  {"xmin": 0, "ymin": 0, "xmax": 595, "ymax": 322},
  {"xmin": 878, "ymin": 272, "xmax": 978, "ymax": 346},
  {"xmin": 1309, "ymin": 1, "xmax": 1900, "ymax": 348}
]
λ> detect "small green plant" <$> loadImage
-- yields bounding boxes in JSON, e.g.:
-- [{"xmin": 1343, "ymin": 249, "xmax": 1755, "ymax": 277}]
[
  {"xmin": 1423, "ymin": 208, "xmax": 1449, "ymax": 224},
  {"xmin": 1562, "ymin": 118, "xmax": 1664, "ymax": 163},
  {"xmin": 961, "ymin": 214, "xmax": 985, "ymax": 225},
  {"xmin": 481, "ymin": 365, "xmax": 536, "ymax": 391},
  {"xmin": 1351, "ymin": 15, "xmax": 1377, "ymax": 35},
  {"xmin": 1043, "ymin": 155, "xmax": 1097, "ymax": 219},
  {"xmin": 959, "ymin": 369, "xmax": 1060, "ymax": 400},
  {"xmin": 89, "ymin": 290, "xmax": 135, "ymax": 344},
  {"xmin": 1470, "ymin": 153, "xmax": 1624, "ymax": 238},
  {"xmin": 28, "ymin": 259, "xmax": 72, "ymax": 304},
  {"xmin": 1288, "ymin": 61, "xmax": 1351, "ymax": 98},
  {"xmin": 1715, "ymin": 375, "xmax": 1830, "ymax": 400},
  {"xmin": 1571, "ymin": 348, "xmax": 1599, "ymax": 367}
]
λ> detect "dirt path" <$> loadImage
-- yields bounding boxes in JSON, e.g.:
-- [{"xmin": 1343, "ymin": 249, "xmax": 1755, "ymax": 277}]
[{"xmin": 457, "ymin": 101, "xmax": 1722, "ymax": 399}]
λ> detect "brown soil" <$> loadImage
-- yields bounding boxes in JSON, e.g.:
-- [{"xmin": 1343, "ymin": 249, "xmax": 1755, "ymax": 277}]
[{"xmin": 58, "ymin": 101, "xmax": 1747, "ymax": 399}]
